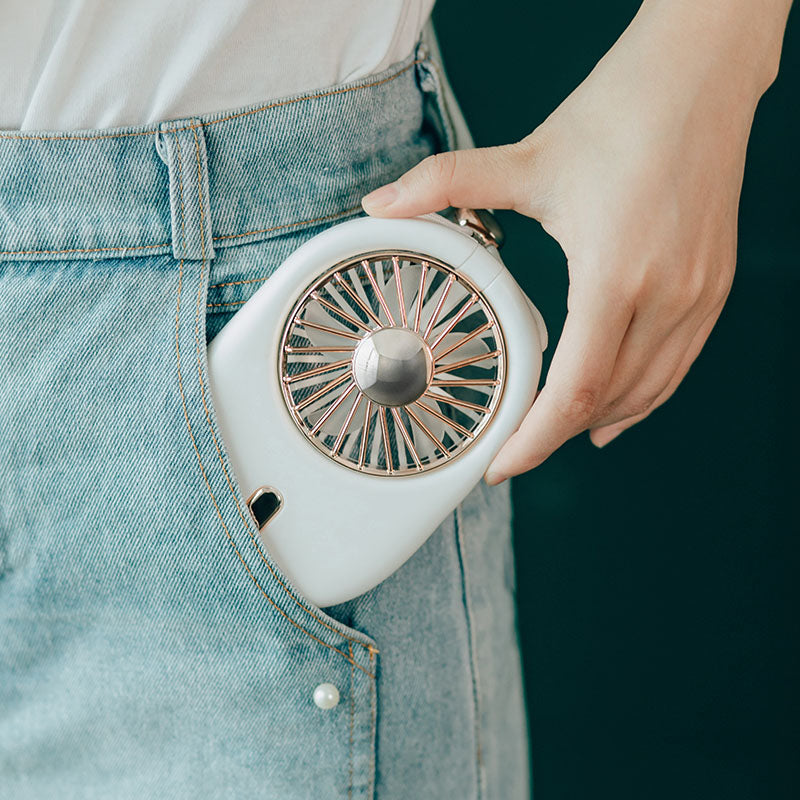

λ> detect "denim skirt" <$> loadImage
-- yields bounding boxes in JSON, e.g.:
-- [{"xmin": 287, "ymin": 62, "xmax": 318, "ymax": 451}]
[{"xmin": 0, "ymin": 39, "xmax": 529, "ymax": 800}]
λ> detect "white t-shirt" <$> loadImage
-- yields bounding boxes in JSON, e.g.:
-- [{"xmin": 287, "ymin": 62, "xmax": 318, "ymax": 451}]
[{"xmin": 2, "ymin": 0, "xmax": 435, "ymax": 131}]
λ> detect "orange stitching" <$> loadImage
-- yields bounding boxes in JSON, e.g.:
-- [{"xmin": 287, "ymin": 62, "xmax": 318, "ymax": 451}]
[
  {"xmin": 206, "ymin": 300, "xmax": 247, "ymax": 308},
  {"xmin": 188, "ymin": 125, "xmax": 372, "ymax": 655},
  {"xmin": 173, "ymin": 132, "xmax": 187, "ymax": 255},
  {"xmin": 0, "ymin": 199, "xmax": 360, "ymax": 260},
  {"xmin": 197, "ymin": 288, "xmax": 373, "ymax": 648},
  {"xmin": 211, "ymin": 204, "xmax": 363, "ymax": 243},
  {"xmin": 205, "ymin": 205, "xmax": 365, "ymax": 295},
  {"xmin": 368, "ymin": 649, "xmax": 377, "ymax": 797},
  {"xmin": 0, "ymin": 129, "xmax": 156, "ymax": 143},
  {"xmin": 455, "ymin": 504, "xmax": 485, "ymax": 797},
  {"xmin": 172, "ymin": 129, "xmax": 370, "ymax": 675},
  {"xmin": 192, "ymin": 127, "xmax": 207, "ymax": 258},
  {"xmin": 0, "ymin": 60, "xmax": 421, "ymax": 143},
  {"xmin": 193, "ymin": 60, "xmax": 420, "ymax": 131},
  {"xmin": 0, "ymin": 242, "xmax": 169, "ymax": 257},
  {"xmin": 208, "ymin": 276, "xmax": 269, "ymax": 289},
  {"xmin": 348, "ymin": 642, "xmax": 355, "ymax": 800},
  {"xmin": 174, "ymin": 256, "xmax": 372, "ymax": 677},
  {"xmin": 0, "ymin": 59, "xmax": 417, "ymax": 258}
]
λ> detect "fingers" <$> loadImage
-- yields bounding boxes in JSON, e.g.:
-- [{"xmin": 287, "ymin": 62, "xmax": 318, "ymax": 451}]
[
  {"xmin": 587, "ymin": 304, "xmax": 706, "ymax": 430},
  {"xmin": 583, "ymin": 252, "xmax": 722, "ymax": 422},
  {"xmin": 591, "ymin": 287, "xmax": 699, "ymax": 415},
  {"xmin": 361, "ymin": 143, "xmax": 533, "ymax": 218},
  {"xmin": 589, "ymin": 304, "xmax": 724, "ymax": 447},
  {"xmin": 485, "ymin": 285, "xmax": 725, "ymax": 483},
  {"xmin": 484, "ymin": 283, "xmax": 634, "ymax": 484}
]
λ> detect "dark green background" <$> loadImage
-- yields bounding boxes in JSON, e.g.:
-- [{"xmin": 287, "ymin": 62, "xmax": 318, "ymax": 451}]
[{"xmin": 433, "ymin": 2, "xmax": 799, "ymax": 798}]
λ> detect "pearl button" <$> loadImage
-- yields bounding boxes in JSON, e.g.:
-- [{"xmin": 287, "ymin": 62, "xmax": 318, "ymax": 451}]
[{"xmin": 313, "ymin": 682, "xmax": 340, "ymax": 710}]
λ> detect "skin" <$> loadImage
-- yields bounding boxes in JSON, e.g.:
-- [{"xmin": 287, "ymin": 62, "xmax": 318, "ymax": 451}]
[{"xmin": 361, "ymin": 0, "xmax": 793, "ymax": 484}]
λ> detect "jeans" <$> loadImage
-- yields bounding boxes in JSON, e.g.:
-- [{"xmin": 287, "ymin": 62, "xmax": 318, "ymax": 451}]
[{"xmin": 0, "ymin": 37, "xmax": 529, "ymax": 800}]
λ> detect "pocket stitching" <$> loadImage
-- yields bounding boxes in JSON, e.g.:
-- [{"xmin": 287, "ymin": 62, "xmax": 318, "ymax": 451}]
[
  {"xmin": 178, "ymin": 123, "xmax": 374, "ymax": 669},
  {"xmin": 189, "ymin": 124, "xmax": 372, "ymax": 652},
  {"xmin": 348, "ymin": 642, "xmax": 355, "ymax": 800},
  {"xmin": 174, "ymin": 253, "xmax": 373, "ymax": 677},
  {"xmin": 173, "ymin": 131, "xmax": 188, "ymax": 255}
]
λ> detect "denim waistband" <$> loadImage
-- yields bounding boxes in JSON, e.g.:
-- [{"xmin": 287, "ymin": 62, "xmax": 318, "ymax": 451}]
[{"xmin": 0, "ymin": 44, "xmax": 450, "ymax": 263}]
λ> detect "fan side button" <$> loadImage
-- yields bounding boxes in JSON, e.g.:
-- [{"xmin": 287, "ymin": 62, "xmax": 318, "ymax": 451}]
[{"xmin": 247, "ymin": 486, "xmax": 283, "ymax": 530}]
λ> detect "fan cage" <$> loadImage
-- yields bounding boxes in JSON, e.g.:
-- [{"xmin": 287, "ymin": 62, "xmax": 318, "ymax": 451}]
[{"xmin": 279, "ymin": 251, "xmax": 506, "ymax": 476}]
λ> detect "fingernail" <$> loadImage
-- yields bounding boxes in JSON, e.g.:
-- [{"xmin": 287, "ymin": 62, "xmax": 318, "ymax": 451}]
[
  {"xmin": 361, "ymin": 182, "xmax": 399, "ymax": 213},
  {"xmin": 484, "ymin": 469, "xmax": 507, "ymax": 486},
  {"xmin": 592, "ymin": 429, "xmax": 620, "ymax": 448}
]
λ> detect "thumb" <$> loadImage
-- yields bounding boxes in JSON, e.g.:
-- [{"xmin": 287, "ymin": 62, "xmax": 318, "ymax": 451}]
[{"xmin": 361, "ymin": 143, "xmax": 533, "ymax": 218}]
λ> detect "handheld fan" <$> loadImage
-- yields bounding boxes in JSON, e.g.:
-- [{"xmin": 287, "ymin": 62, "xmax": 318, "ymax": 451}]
[{"xmin": 207, "ymin": 211, "xmax": 547, "ymax": 606}]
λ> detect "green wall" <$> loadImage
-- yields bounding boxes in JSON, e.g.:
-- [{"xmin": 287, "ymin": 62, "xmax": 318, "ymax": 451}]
[{"xmin": 432, "ymin": 2, "xmax": 799, "ymax": 798}]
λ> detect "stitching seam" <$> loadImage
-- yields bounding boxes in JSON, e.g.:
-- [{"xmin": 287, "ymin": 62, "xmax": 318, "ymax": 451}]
[
  {"xmin": 208, "ymin": 276, "xmax": 270, "ymax": 289},
  {"xmin": 0, "ymin": 55, "xmax": 415, "ymax": 257},
  {"xmin": 0, "ymin": 61, "xmax": 420, "ymax": 143},
  {"xmin": 211, "ymin": 204, "xmax": 362, "ymax": 243},
  {"xmin": 0, "ymin": 205, "xmax": 363, "ymax": 259},
  {"xmin": 369, "ymin": 649, "xmax": 377, "ymax": 799},
  {"xmin": 174, "ymin": 255, "xmax": 371, "ymax": 677},
  {"xmin": 0, "ymin": 242, "xmax": 169, "ymax": 257},
  {"xmin": 455, "ymin": 504, "xmax": 485, "ymax": 800},
  {"xmin": 186, "ymin": 124, "xmax": 373, "ymax": 658},
  {"xmin": 173, "ymin": 132, "xmax": 187, "ymax": 255},
  {"xmin": 349, "ymin": 642, "xmax": 355, "ymax": 800},
  {"xmin": 207, "ymin": 300, "xmax": 247, "ymax": 308}
]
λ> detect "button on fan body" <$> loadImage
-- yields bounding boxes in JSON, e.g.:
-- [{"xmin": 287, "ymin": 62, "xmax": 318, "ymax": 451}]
[{"xmin": 207, "ymin": 214, "xmax": 547, "ymax": 607}]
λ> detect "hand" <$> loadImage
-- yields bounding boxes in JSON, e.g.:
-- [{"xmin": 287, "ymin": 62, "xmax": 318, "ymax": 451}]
[{"xmin": 362, "ymin": 0, "xmax": 787, "ymax": 483}]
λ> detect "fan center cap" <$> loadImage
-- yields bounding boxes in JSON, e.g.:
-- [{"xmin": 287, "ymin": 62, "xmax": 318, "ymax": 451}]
[{"xmin": 352, "ymin": 327, "xmax": 433, "ymax": 407}]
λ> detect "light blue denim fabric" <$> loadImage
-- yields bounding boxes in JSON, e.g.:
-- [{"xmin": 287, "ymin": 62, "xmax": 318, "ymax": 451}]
[{"xmin": 0, "ymin": 42, "xmax": 529, "ymax": 799}]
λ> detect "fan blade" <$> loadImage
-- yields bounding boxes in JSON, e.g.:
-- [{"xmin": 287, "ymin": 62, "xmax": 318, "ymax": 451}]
[
  {"xmin": 296, "ymin": 302, "xmax": 363, "ymax": 348},
  {"xmin": 433, "ymin": 331, "xmax": 493, "ymax": 366},
  {"xmin": 342, "ymin": 266, "xmax": 379, "ymax": 322},
  {"xmin": 367, "ymin": 260, "xmax": 397, "ymax": 327},
  {"xmin": 421, "ymin": 276, "xmax": 469, "ymax": 340},
  {"xmin": 398, "ymin": 260, "xmax": 423, "ymax": 325},
  {"xmin": 428, "ymin": 299, "xmax": 483, "ymax": 349},
  {"xmin": 318, "ymin": 281, "xmax": 372, "ymax": 331},
  {"xmin": 424, "ymin": 387, "xmax": 486, "ymax": 428},
  {"xmin": 410, "ymin": 401, "xmax": 459, "ymax": 450}
]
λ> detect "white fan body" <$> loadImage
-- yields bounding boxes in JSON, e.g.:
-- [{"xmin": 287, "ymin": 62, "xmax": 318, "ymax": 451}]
[{"xmin": 207, "ymin": 214, "xmax": 547, "ymax": 606}]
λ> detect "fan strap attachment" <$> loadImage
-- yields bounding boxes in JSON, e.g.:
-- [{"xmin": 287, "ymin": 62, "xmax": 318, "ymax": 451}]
[{"xmin": 450, "ymin": 208, "xmax": 505, "ymax": 249}]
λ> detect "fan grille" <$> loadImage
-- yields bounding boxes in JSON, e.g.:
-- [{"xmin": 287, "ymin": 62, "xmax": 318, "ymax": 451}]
[{"xmin": 279, "ymin": 251, "xmax": 506, "ymax": 476}]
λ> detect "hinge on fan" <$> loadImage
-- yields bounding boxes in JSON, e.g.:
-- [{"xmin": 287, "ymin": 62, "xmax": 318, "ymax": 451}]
[{"xmin": 448, "ymin": 208, "xmax": 505, "ymax": 249}]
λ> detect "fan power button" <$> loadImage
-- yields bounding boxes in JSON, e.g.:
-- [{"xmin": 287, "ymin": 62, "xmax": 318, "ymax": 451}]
[{"xmin": 247, "ymin": 486, "xmax": 283, "ymax": 530}]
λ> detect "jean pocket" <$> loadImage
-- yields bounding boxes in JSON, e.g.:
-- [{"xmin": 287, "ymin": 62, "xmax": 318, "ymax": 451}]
[{"xmin": 174, "ymin": 232, "xmax": 380, "ymax": 671}]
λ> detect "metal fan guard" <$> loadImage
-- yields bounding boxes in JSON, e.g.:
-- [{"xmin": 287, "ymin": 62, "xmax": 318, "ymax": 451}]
[{"xmin": 279, "ymin": 251, "xmax": 506, "ymax": 476}]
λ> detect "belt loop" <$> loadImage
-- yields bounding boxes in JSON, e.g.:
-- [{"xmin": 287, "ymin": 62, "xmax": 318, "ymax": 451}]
[
  {"xmin": 416, "ymin": 20, "xmax": 476, "ymax": 153},
  {"xmin": 156, "ymin": 118, "xmax": 215, "ymax": 261}
]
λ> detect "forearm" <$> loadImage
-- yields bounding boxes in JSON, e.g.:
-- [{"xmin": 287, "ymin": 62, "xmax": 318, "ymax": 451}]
[{"xmin": 630, "ymin": 0, "xmax": 793, "ymax": 102}]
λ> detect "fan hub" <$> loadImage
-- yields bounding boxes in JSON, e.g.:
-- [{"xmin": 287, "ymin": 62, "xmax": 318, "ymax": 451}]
[{"xmin": 352, "ymin": 327, "xmax": 433, "ymax": 407}]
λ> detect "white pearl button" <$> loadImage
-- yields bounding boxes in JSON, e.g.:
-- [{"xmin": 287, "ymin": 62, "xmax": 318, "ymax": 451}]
[{"xmin": 313, "ymin": 682, "xmax": 340, "ymax": 710}]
